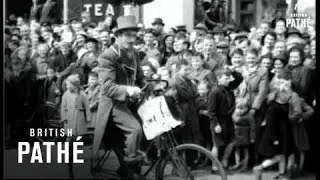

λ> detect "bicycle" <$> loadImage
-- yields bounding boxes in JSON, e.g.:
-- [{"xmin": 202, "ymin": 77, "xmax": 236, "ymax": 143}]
[{"xmin": 68, "ymin": 79, "xmax": 227, "ymax": 180}]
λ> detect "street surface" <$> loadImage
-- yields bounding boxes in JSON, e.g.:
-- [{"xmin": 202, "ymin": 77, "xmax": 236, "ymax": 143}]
[{"xmin": 4, "ymin": 145, "xmax": 316, "ymax": 180}]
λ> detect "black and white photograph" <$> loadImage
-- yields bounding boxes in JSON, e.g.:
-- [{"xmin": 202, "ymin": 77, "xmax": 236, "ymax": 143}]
[{"xmin": 3, "ymin": 0, "xmax": 317, "ymax": 179}]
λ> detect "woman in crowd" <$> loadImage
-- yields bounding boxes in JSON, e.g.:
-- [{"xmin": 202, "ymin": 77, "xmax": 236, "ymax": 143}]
[
  {"xmin": 260, "ymin": 31, "xmax": 277, "ymax": 56},
  {"xmin": 159, "ymin": 33, "xmax": 175, "ymax": 66},
  {"xmin": 284, "ymin": 46, "xmax": 312, "ymax": 100}
]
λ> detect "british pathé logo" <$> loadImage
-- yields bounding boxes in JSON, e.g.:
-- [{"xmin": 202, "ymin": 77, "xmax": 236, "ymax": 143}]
[{"xmin": 286, "ymin": 3, "xmax": 312, "ymax": 28}]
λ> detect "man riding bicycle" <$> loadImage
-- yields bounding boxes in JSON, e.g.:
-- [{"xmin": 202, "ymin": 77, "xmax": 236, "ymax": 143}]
[{"xmin": 92, "ymin": 15, "xmax": 145, "ymax": 179}]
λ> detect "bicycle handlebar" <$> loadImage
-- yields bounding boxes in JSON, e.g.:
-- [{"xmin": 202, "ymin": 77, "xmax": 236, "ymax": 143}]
[{"xmin": 141, "ymin": 79, "xmax": 169, "ymax": 93}]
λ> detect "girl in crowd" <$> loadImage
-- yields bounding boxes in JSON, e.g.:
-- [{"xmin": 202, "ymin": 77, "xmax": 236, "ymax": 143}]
[
  {"xmin": 61, "ymin": 74, "xmax": 91, "ymax": 141},
  {"xmin": 160, "ymin": 33, "xmax": 175, "ymax": 66},
  {"xmin": 260, "ymin": 31, "xmax": 277, "ymax": 56}
]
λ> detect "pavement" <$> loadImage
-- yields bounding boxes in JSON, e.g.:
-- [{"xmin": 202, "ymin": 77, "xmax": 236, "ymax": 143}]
[{"xmin": 4, "ymin": 144, "xmax": 316, "ymax": 180}]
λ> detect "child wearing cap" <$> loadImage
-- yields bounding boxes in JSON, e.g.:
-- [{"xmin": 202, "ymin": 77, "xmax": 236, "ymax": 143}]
[{"xmin": 61, "ymin": 74, "xmax": 91, "ymax": 140}]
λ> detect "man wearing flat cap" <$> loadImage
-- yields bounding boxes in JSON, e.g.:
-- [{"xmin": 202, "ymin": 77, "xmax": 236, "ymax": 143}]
[
  {"xmin": 152, "ymin": 17, "xmax": 165, "ymax": 37},
  {"xmin": 216, "ymin": 40, "xmax": 230, "ymax": 64},
  {"xmin": 92, "ymin": 15, "xmax": 145, "ymax": 179}
]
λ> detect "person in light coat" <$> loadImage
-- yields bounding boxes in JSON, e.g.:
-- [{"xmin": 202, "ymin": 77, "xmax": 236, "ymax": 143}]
[{"xmin": 60, "ymin": 74, "xmax": 90, "ymax": 139}]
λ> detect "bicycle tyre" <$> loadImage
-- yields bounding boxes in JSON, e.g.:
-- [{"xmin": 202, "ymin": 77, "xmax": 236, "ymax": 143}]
[{"xmin": 156, "ymin": 143, "xmax": 227, "ymax": 180}]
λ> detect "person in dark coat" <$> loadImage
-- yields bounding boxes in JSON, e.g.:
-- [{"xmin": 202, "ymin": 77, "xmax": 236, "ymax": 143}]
[
  {"xmin": 284, "ymin": 46, "xmax": 312, "ymax": 102},
  {"xmin": 207, "ymin": 66, "xmax": 243, "ymax": 170},
  {"xmin": 254, "ymin": 76, "xmax": 300, "ymax": 179},
  {"xmin": 195, "ymin": 81, "xmax": 212, "ymax": 149},
  {"xmin": 171, "ymin": 59, "xmax": 203, "ymax": 145},
  {"xmin": 6, "ymin": 59, "xmax": 32, "ymax": 143},
  {"xmin": 44, "ymin": 68, "xmax": 61, "ymax": 106},
  {"xmin": 151, "ymin": 18, "xmax": 165, "ymax": 38},
  {"xmin": 291, "ymin": 98, "xmax": 314, "ymax": 174},
  {"xmin": 92, "ymin": 15, "xmax": 145, "ymax": 179},
  {"xmin": 30, "ymin": 0, "xmax": 42, "ymax": 22},
  {"xmin": 50, "ymin": 41, "xmax": 77, "ymax": 73},
  {"xmin": 40, "ymin": 0, "xmax": 60, "ymax": 25}
]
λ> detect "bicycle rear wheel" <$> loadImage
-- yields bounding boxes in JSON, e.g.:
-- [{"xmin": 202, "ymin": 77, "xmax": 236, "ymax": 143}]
[{"xmin": 156, "ymin": 143, "xmax": 227, "ymax": 180}]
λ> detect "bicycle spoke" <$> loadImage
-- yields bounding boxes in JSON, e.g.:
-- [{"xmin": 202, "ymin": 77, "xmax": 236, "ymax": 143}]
[{"xmin": 157, "ymin": 144, "xmax": 227, "ymax": 180}]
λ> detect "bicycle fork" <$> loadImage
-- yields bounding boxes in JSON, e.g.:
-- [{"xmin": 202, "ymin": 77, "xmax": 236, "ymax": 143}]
[{"xmin": 165, "ymin": 132, "xmax": 194, "ymax": 180}]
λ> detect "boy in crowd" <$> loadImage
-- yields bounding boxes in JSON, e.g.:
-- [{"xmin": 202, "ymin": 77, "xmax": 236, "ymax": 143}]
[{"xmin": 207, "ymin": 66, "xmax": 243, "ymax": 171}]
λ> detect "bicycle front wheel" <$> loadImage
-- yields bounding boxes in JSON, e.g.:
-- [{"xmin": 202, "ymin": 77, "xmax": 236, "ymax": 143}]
[{"xmin": 156, "ymin": 143, "xmax": 227, "ymax": 180}]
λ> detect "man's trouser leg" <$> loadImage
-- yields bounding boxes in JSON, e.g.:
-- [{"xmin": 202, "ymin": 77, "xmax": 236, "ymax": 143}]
[{"xmin": 112, "ymin": 104, "xmax": 143, "ymax": 162}]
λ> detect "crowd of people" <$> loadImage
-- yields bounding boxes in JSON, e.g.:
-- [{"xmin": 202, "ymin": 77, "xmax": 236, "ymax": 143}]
[{"xmin": 4, "ymin": 1, "xmax": 316, "ymax": 179}]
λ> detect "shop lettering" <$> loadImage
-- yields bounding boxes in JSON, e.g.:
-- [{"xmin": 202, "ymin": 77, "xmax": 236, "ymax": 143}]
[{"xmin": 84, "ymin": 4, "xmax": 115, "ymax": 16}]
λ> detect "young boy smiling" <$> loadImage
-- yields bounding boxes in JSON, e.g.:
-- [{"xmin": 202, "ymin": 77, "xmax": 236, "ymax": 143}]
[{"xmin": 207, "ymin": 66, "xmax": 243, "ymax": 171}]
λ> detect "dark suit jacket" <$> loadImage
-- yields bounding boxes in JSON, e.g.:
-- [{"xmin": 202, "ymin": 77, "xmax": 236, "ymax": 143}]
[
  {"xmin": 284, "ymin": 64, "xmax": 312, "ymax": 100},
  {"xmin": 207, "ymin": 70, "xmax": 243, "ymax": 146},
  {"xmin": 40, "ymin": 1, "xmax": 60, "ymax": 24},
  {"xmin": 92, "ymin": 44, "xmax": 144, "ymax": 157}
]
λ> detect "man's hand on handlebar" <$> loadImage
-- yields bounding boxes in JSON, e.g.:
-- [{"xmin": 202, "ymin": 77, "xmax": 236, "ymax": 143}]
[{"xmin": 127, "ymin": 86, "xmax": 142, "ymax": 97}]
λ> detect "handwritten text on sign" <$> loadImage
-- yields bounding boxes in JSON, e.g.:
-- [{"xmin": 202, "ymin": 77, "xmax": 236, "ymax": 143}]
[{"xmin": 138, "ymin": 96, "xmax": 182, "ymax": 140}]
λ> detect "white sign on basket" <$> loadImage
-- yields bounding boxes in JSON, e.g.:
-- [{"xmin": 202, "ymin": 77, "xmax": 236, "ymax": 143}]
[{"xmin": 138, "ymin": 96, "xmax": 182, "ymax": 140}]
